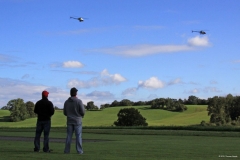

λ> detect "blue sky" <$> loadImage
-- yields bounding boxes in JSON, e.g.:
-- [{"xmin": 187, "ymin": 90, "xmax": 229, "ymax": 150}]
[{"xmin": 0, "ymin": 0, "xmax": 240, "ymax": 108}]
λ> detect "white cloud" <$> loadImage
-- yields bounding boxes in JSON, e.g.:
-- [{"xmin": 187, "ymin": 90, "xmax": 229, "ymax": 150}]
[
  {"xmin": 138, "ymin": 77, "xmax": 165, "ymax": 89},
  {"xmin": 203, "ymin": 87, "xmax": 221, "ymax": 93},
  {"xmin": 190, "ymin": 88, "xmax": 200, "ymax": 94},
  {"xmin": 0, "ymin": 78, "xmax": 68, "ymax": 107},
  {"xmin": 67, "ymin": 78, "xmax": 99, "ymax": 88},
  {"xmin": 0, "ymin": 77, "xmax": 117, "ymax": 108},
  {"xmin": 88, "ymin": 36, "xmax": 210, "ymax": 57},
  {"xmin": 185, "ymin": 86, "xmax": 222, "ymax": 94},
  {"xmin": 63, "ymin": 61, "xmax": 84, "ymax": 68},
  {"xmin": 67, "ymin": 69, "xmax": 126, "ymax": 88},
  {"xmin": 86, "ymin": 91, "xmax": 114, "ymax": 99},
  {"xmin": 101, "ymin": 69, "xmax": 126, "ymax": 83},
  {"xmin": 187, "ymin": 36, "xmax": 210, "ymax": 47},
  {"xmin": 168, "ymin": 78, "xmax": 182, "ymax": 85},
  {"xmin": 122, "ymin": 87, "xmax": 137, "ymax": 96},
  {"xmin": 93, "ymin": 44, "xmax": 193, "ymax": 57},
  {"xmin": 135, "ymin": 77, "xmax": 185, "ymax": 90}
]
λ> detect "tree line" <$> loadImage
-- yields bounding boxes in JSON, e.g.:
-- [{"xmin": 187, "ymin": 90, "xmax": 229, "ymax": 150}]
[
  {"xmin": 2, "ymin": 94, "xmax": 240, "ymax": 126},
  {"xmin": 1, "ymin": 98, "xmax": 99, "ymax": 121},
  {"xmin": 100, "ymin": 95, "xmax": 206, "ymax": 111}
]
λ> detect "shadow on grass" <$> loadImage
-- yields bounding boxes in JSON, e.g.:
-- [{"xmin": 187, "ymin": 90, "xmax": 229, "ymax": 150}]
[
  {"xmin": 87, "ymin": 110, "xmax": 103, "ymax": 111},
  {"xmin": 0, "ymin": 116, "xmax": 11, "ymax": 122},
  {"xmin": 139, "ymin": 107, "xmax": 152, "ymax": 110},
  {"xmin": 139, "ymin": 107, "xmax": 185, "ymax": 113}
]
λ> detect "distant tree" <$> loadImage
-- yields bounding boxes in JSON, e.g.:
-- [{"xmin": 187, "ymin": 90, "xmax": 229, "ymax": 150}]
[
  {"xmin": 207, "ymin": 96, "xmax": 230, "ymax": 125},
  {"xmin": 100, "ymin": 103, "xmax": 110, "ymax": 110},
  {"xmin": 151, "ymin": 98, "xmax": 165, "ymax": 109},
  {"xmin": 173, "ymin": 101, "xmax": 187, "ymax": 112},
  {"xmin": 1, "ymin": 105, "xmax": 10, "ymax": 110},
  {"xmin": 133, "ymin": 101, "xmax": 146, "ymax": 106},
  {"xmin": 120, "ymin": 99, "xmax": 133, "ymax": 106},
  {"xmin": 226, "ymin": 94, "xmax": 234, "ymax": 105},
  {"xmin": 197, "ymin": 98, "xmax": 208, "ymax": 105},
  {"xmin": 25, "ymin": 101, "xmax": 36, "ymax": 118},
  {"xmin": 86, "ymin": 101, "xmax": 98, "ymax": 110},
  {"xmin": 165, "ymin": 98, "xmax": 174, "ymax": 110},
  {"xmin": 114, "ymin": 108, "xmax": 148, "ymax": 126},
  {"xmin": 227, "ymin": 96, "xmax": 240, "ymax": 121},
  {"xmin": 8, "ymin": 98, "xmax": 29, "ymax": 122},
  {"xmin": 54, "ymin": 106, "xmax": 60, "ymax": 110},
  {"xmin": 187, "ymin": 95, "xmax": 199, "ymax": 105},
  {"xmin": 178, "ymin": 98, "xmax": 183, "ymax": 104},
  {"xmin": 110, "ymin": 100, "xmax": 120, "ymax": 107}
]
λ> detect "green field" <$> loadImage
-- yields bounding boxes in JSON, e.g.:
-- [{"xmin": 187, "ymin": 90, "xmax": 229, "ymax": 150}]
[
  {"xmin": 0, "ymin": 105, "xmax": 209, "ymax": 127},
  {"xmin": 0, "ymin": 128, "xmax": 239, "ymax": 160},
  {"xmin": 0, "ymin": 105, "xmax": 240, "ymax": 159}
]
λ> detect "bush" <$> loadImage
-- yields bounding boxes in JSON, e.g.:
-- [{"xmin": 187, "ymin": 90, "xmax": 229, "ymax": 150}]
[
  {"xmin": 200, "ymin": 120, "xmax": 207, "ymax": 126},
  {"xmin": 114, "ymin": 108, "xmax": 148, "ymax": 126},
  {"xmin": 8, "ymin": 98, "xmax": 29, "ymax": 122}
]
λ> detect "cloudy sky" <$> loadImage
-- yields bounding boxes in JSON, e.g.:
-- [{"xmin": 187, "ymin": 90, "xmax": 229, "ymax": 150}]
[{"xmin": 0, "ymin": 0, "xmax": 239, "ymax": 108}]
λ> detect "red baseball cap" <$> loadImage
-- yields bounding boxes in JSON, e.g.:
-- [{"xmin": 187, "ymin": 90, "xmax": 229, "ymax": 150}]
[{"xmin": 42, "ymin": 90, "xmax": 49, "ymax": 97}]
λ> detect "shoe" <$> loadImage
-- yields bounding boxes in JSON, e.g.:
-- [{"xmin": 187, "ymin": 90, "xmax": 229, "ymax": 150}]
[
  {"xmin": 44, "ymin": 149, "xmax": 53, "ymax": 153},
  {"xmin": 34, "ymin": 148, "xmax": 40, "ymax": 152}
]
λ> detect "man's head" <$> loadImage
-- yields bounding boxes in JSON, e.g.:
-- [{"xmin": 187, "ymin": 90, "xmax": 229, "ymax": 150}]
[
  {"xmin": 42, "ymin": 90, "xmax": 49, "ymax": 98},
  {"xmin": 70, "ymin": 87, "xmax": 78, "ymax": 97}
]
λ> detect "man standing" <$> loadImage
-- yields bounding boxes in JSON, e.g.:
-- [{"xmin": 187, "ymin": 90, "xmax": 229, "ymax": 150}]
[
  {"xmin": 34, "ymin": 90, "xmax": 55, "ymax": 152},
  {"xmin": 63, "ymin": 87, "xmax": 85, "ymax": 154}
]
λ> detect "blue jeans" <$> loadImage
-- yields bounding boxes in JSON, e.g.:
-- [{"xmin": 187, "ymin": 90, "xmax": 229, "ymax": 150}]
[
  {"xmin": 64, "ymin": 123, "xmax": 83, "ymax": 154},
  {"xmin": 34, "ymin": 120, "xmax": 51, "ymax": 152}
]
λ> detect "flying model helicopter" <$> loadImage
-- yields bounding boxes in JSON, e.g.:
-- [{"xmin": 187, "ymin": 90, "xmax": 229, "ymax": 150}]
[
  {"xmin": 70, "ymin": 16, "xmax": 87, "ymax": 22},
  {"xmin": 192, "ymin": 30, "xmax": 208, "ymax": 35}
]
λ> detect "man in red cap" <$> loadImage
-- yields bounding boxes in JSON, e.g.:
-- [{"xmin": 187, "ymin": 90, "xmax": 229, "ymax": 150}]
[{"xmin": 34, "ymin": 90, "xmax": 55, "ymax": 152}]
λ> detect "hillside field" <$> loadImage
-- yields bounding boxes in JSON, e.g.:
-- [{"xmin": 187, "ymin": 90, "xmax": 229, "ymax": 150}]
[{"xmin": 0, "ymin": 105, "xmax": 209, "ymax": 127}]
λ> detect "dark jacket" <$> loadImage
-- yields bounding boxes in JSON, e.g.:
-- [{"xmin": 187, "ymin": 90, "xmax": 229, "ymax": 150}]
[
  {"xmin": 34, "ymin": 97, "xmax": 55, "ymax": 121},
  {"xmin": 63, "ymin": 97, "xmax": 85, "ymax": 125}
]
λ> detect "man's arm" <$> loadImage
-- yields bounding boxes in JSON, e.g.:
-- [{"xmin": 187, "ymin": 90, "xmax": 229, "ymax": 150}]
[
  {"xmin": 34, "ymin": 102, "xmax": 38, "ymax": 114},
  {"xmin": 63, "ymin": 101, "xmax": 67, "ymax": 116},
  {"xmin": 49, "ymin": 101, "xmax": 55, "ymax": 116},
  {"xmin": 78, "ymin": 100, "xmax": 85, "ymax": 117}
]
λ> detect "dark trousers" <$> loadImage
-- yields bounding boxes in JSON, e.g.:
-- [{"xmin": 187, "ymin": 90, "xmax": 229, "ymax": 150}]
[{"xmin": 34, "ymin": 120, "xmax": 51, "ymax": 152}]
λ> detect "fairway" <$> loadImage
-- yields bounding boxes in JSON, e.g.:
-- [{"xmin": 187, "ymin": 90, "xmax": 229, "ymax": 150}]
[{"xmin": 0, "ymin": 105, "xmax": 209, "ymax": 127}]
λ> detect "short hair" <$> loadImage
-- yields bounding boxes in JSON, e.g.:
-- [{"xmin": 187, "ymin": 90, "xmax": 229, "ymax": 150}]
[{"xmin": 70, "ymin": 87, "xmax": 78, "ymax": 96}]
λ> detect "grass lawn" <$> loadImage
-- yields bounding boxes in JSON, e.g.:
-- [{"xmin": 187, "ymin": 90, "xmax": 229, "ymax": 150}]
[
  {"xmin": 1, "ymin": 105, "xmax": 238, "ymax": 159},
  {"xmin": 0, "ymin": 105, "xmax": 209, "ymax": 127},
  {"xmin": 0, "ymin": 128, "xmax": 239, "ymax": 160}
]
